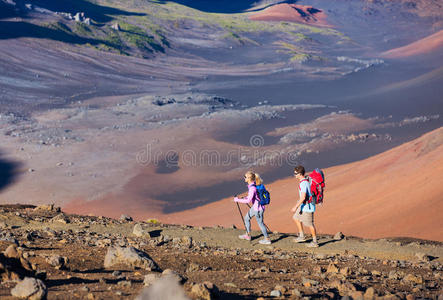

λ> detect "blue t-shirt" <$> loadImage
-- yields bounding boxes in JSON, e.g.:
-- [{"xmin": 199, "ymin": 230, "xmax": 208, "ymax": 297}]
[{"xmin": 299, "ymin": 179, "xmax": 315, "ymax": 213}]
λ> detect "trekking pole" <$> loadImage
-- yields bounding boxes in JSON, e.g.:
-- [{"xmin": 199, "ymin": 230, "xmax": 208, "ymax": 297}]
[
  {"xmin": 235, "ymin": 199, "xmax": 247, "ymax": 231},
  {"xmin": 246, "ymin": 203, "xmax": 272, "ymax": 234}
]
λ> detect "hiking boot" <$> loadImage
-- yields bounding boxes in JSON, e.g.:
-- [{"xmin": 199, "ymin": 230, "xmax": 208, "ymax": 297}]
[
  {"xmin": 238, "ymin": 234, "xmax": 251, "ymax": 241},
  {"xmin": 259, "ymin": 239, "xmax": 271, "ymax": 245},
  {"xmin": 306, "ymin": 241, "xmax": 319, "ymax": 248},
  {"xmin": 293, "ymin": 236, "xmax": 307, "ymax": 243}
]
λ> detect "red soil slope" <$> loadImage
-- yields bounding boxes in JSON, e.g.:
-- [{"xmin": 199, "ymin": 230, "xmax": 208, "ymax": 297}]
[
  {"xmin": 381, "ymin": 30, "xmax": 443, "ymax": 58},
  {"xmin": 161, "ymin": 127, "xmax": 443, "ymax": 241},
  {"xmin": 249, "ymin": 4, "xmax": 330, "ymax": 27}
]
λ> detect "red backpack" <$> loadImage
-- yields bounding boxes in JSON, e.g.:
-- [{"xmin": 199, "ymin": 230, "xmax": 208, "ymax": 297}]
[{"xmin": 304, "ymin": 168, "xmax": 325, "ymax": 205}]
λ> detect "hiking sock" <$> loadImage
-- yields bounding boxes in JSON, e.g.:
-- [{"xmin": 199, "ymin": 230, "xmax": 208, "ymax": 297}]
[
  {"xmin": 312, "ymin": 237, "xmax": 318, "ymax": 243},
  {"xmin": 299, "ymin": 233, "xmax": 305, "ymax": 239}
]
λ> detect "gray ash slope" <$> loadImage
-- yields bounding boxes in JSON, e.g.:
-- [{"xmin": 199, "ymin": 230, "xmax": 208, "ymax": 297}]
[{"xmin": 0, "ymin": 0, "xmax": 441, "ymax": 115}]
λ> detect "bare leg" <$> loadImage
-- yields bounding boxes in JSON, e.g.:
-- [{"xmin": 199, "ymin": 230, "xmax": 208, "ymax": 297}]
[
  {"xmin": 308, "ymin": 225, "xmax": 317, "ymax": 242},
  {"xmin": 293, "ymin": 217, "xmax": 304, "ymax": 237}
]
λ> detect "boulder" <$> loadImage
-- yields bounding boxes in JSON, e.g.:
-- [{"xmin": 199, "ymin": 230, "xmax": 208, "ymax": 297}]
[
  {"xmin": 104, "ymin": 246, "xmax": 159, "ymax": 271},
  {"xmin": 11, "ymin": 277, "xmax": 47, "ymax": 300}
]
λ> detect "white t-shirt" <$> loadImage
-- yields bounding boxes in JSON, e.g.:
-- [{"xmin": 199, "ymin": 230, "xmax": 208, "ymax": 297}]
[{"xmin": 299, "ymin": 179, "xmax": 315, "ymax": 213}]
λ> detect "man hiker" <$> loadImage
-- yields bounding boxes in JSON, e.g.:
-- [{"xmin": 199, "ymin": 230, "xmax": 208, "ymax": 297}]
[{"xmin": 291, "ymin": 165, "xmax": 319, "ymax": 248}]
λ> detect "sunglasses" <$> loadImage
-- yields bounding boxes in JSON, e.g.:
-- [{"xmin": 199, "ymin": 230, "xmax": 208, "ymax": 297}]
[{"xmin": 293, "ymin": 172, "xmax": 299, "ymax": 176}]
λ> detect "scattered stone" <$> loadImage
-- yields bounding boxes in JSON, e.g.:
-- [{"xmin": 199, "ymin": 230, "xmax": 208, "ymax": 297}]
[
  {"xmin": 334, "ymin": 232, "xmax": 344, "ymax": 240},
  {"xmin": 144, "ymin": 273, "xmax": 161, "ymax": 286},
  {"xmin": 104, "ymin": 246, "xmax": 159, "ymax": 271},
  {"xmin": 34, "ymin": 204, "xmax": 60, "ymax": 212},
  {"xmin": 133, "ymin": 223, "xmax": 152, "ymax": 238},
  {"xmin": 186, "ymin": 263, "xmax": 200, "ymax": 273},
  {"xmin": 302, "ymin": 277, "xmax": 319, "ymax": 287},
  {"xmin": 364, "ymin": 287, "xmax": 376, "ymax": 299},
  {"xmin": 46, "ymin": 255, "xmax": 67, "ymax": 269},
  {"xmin": 120, "ymin": 215, "xmax": 133, "ymax": 222},
  {"xmin": 403, "ymin": 274, "xmax": 423, "ymax": 285},
  {"xmin": 4, "ymin": 244, "xmax": 20, "ymax": 259},
  {"xmin": 117, "ymin": 280, "xmax": 132, "ymax": 288},
  {"xmin": 112, "ymin": 270, "xmax": 122, "ymax": 277},
  {"xmin": 292, "ymin": 288, "xmax": 302, "ymax": 297},
  {"xmin": 224, "ymin": 282, "xmax": 237, "ymax": 288},
  {"xmin": 181, "ymin": 236, "xmax": 193, "ymax": 248},
  {"xmin": 191, "ymin": 282, "xmax": 218, "ymax": 300},
  {"xmin": 415, "ymin": 252, "xmax": 431, "ymax": 262},
  {"xmin": 111, "ymin": 23, "xmax": 121, "ymax": 31},
  {"xmin": 270, "ymin": 289, "xmax": 282, "ymax": 297},
  {"xmin": 51, "ymin": 214, "xmax": 70, "ymax": 224},
  {"xmin": 11, "ymin": 277, "xmax": 47, "ymax": 300},
  {"xmin": 327, "ymin": 263, "xmax": 339, "ymax": 273}
]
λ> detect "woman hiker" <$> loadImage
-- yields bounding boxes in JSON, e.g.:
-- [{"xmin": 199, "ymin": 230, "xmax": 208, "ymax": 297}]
[{"xmin": 234, "ymin": 171, "xmax": 271, "ymax": 245}]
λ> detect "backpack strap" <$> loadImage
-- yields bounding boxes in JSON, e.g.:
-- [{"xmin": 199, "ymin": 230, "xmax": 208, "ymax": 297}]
[{"xmin": 299, "ymin": 178, "xmax": 310, "ymax": 203}]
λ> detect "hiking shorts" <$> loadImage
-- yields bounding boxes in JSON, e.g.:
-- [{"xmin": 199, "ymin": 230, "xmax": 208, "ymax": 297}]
[{"xmin": 293, "ymin": 208, "xmax": 314, "ymax": 227}]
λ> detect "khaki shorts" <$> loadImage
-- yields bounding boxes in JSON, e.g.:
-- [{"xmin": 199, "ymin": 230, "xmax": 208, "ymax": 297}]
[{"xmin": 293, "ymin": 207, "xmax": 314, "ymax": 227}]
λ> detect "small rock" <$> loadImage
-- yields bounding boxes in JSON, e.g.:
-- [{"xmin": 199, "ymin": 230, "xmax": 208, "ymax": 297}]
[
  {"xmin": 333, "ymin": 232, "xmax": 344, "ymax": 240},
  {"xmin": 364, "ymin": 287, "xmax": 376, "ymax": 299},
  {"xmin": 11, "ymin": 277, "xmax": 47, "ymax": 300},
  {"xmin": 186, "ymin": 263, "xmax": 200, "ymax": 273},
  {"xmin": 46, "ymin": 255, "xmax": 67, "ymax": 269},
  {"xmin": 181, "ymin": 236, "xmax": 193, "ymax": 248},
  {"xmin": 120, "ymin": 215, "xmax": 133, "ymax": 222},
  {"xmin": 403, "ymin": 274, "xmax": 423, "ymax": 285},
  {"xmin": 327, "ymin": 263, "xmax": 339, "ymax": 273},
  {"xmin": 112, "ymin": 270, "xmax": 122, "ymax": 277},
  {"xmin": 415, "ymin": 252, "xmax": 431, "ymax": 262},
  {"xmin": 4, "ymin": 244, "xmax": 20, "ymax": 259},
  {"xmin": 111, "ymin": 23, "xmax": 120, "ymax": 31},
  {"xmin": 191, "ymin": 282, "xmax": 218, "ymax": 300},
  {"xmin": 133, "ymin": 223, "xmax": 152, "ymax": 238},
  {"xmin": 51, "ymin": 214, "xmax": 69, "ymax": 224},
  {"xmin": 224, "ymin": 282, "xmax": 237, "ymax": 288},
  {"xmin": 117, "ymin": 280, "xmax": 132, "ymax": 288},
  {"xmin": 270, "ymin": 290, "xmax": 282, "ymax": 297},
  {"xmin": 292, "ymin": 288, "xmax": 302, "ymax": 297}
]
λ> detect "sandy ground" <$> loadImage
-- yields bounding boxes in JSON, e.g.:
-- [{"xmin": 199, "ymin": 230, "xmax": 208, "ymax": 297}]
[
  {"xmin": 154, "ymin": 127, "xmax": 443, "ymax": 241},
  {"xmin": 381, "ymin": 30, "xmax": 443, "ymax": 58}
]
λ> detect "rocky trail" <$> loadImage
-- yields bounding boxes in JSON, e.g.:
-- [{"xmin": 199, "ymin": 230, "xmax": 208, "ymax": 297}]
[{"xmin": 0, "ymin": 204, "xmax": 442, "ymax": 299}]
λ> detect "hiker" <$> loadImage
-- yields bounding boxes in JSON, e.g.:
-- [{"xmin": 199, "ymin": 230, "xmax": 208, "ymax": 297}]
[
  {"xmin": 234, "ymin": 171, "xmax": 271, "ymax": 245},
  {"xmin": 291, "ymin": 165, "xmax": 319, "ymax": 248}
]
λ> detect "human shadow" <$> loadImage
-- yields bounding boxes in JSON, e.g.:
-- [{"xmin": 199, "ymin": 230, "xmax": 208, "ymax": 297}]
[
  {"xmin": 0, "ymin": 20, "xmax": 118, "ymax": 48},
  {"xmin": 150, "ymin": 0, "xmax": 291, "ymax": 14},
  {"xmin": 31, "ymin": 0, "xmax": 145, "ymax": 23},
  {"xmin": 0, "ymin": 152, "xmax": 20, "ymax": 192}
]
